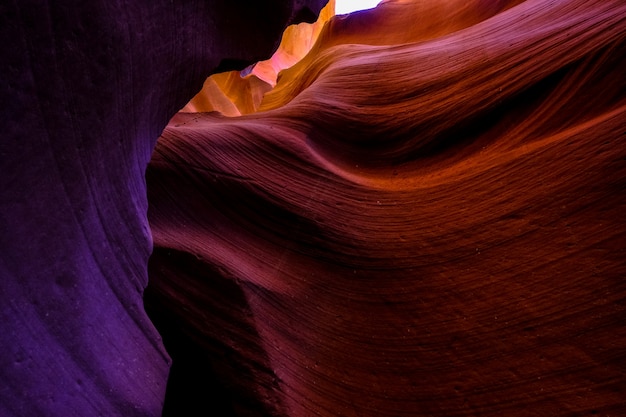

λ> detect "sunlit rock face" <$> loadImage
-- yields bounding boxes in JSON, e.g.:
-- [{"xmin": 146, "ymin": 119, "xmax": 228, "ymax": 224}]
[
  {"xmin": 182, "ymin": 1, "xmax": 336, "ymax": 116},
  {"xmin": 0, "ymin": 1, "xmax": 326, "ymax": 416},
  {"xmin": 147, "ymin": 0, "xmax": 626, "ymax": 415}
]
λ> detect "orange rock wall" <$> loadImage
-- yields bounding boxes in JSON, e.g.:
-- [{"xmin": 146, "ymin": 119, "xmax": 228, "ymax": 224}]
[{"xmin": 181, "ymin": 1, "xmax": 336, "ymax": 115}]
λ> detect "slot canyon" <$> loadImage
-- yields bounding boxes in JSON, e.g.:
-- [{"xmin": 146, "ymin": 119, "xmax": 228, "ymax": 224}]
[{"xmin": 1, "ymin": 0, "xmax": 625, "ymax": 416}]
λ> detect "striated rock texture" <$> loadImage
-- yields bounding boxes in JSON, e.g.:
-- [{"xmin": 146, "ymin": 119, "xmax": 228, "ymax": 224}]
[
  {"xmin": 147, "ymin": 0, "xmax": 626, "ymax": 416},
  {"xmin": 0, "ymin": 1, "xmax": 326, "ymax": 416}
]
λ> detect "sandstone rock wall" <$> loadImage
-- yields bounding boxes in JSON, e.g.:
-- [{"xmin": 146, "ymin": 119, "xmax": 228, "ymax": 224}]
[{"xmin": 147, "ymin": 0, "xmax": 626, "ymax": 415}]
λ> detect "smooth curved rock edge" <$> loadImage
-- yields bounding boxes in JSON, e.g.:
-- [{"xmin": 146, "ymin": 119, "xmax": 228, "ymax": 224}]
[
  {"xmin": 0, "ymin": 1, "xmax": 327, "ymax": 416},
  {"xmin": 147, "ymin": 0, "xmax": 626, "ymax": 416}
]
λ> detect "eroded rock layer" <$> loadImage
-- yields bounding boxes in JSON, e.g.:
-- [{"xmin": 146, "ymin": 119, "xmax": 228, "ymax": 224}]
[{"xmin": 147, "ymin": 0, "xmax": 626, "ymax": 415}]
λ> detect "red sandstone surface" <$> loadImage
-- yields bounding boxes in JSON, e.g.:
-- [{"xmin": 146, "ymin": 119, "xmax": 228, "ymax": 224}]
[{"xmin": 146, "ymin": 0, "xmax": 626, "ymax": 415}]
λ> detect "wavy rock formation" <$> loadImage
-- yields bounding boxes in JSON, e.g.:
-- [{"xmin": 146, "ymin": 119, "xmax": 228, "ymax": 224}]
[
  {"xmin": 0, "ymin": 1, "xmax": 326, "ymax": 416},
  {"xmin": 147, "ymin": 0, "xmax": 626, "ymax": 415}
]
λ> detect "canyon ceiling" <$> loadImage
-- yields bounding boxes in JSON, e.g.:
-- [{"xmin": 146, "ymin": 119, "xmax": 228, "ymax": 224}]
[{"xmin": 1, "ymin": 0, "xmax": 625, "ymax": 416}]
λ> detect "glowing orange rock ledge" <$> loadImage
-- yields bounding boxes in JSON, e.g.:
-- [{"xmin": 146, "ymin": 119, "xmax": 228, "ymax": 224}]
[{"xmin": 182, "ymin": 1, "xmax": 336, "ymax": 116}]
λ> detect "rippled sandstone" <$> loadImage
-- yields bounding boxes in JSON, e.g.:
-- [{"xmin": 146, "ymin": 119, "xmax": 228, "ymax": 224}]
[{"xmin": 147, "ymin": 0, "xmax": 626, "ymax": 415}]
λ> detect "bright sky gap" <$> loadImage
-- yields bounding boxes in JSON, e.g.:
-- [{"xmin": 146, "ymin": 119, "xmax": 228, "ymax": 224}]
[{"xmin": 335, "ymin": 0, "xmax": 382, "ymax": 15}]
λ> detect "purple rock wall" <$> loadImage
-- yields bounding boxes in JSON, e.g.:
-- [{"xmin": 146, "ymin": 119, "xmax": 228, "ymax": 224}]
[{"xmin": 0, "ymin": 1, "xmax": 326, "ymax": 415}]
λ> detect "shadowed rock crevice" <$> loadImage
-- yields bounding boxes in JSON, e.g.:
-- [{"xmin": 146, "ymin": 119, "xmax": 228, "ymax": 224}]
[{"xmin": 145, "ymin": 248, "xmax": 285, "ymax": 417}]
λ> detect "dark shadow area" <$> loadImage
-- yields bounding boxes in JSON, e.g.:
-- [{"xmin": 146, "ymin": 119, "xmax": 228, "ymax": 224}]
[
  {"xmin": 144, "ymin": 248, "xmax": 284, "ymax": 417},
  {"xmin": 145, "ymin": 296, "xmax": 236, "ymax": 417}
]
